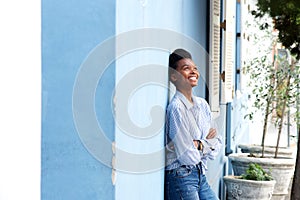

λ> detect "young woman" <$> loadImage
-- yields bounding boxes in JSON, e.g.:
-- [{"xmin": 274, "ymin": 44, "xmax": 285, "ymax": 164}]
[{"xmin": 165, "ymin": 49, "xmax": 222, "ymax": 200}]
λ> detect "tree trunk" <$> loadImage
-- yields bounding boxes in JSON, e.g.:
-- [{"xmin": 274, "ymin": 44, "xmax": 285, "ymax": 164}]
[
  {"xmin": 261, "ymin": 75, "xmax": 275, "ymax": 158},
  {"xmin": 275, "ymin": 74, "xmax": 291, "ymax": 158},
  {"xmin": 291, "ymin": 127, "xmax": 300, "ymax": 200},
  {"xmin": 261, "ymin": 99, "xmax": 270, "ymax": 158}
]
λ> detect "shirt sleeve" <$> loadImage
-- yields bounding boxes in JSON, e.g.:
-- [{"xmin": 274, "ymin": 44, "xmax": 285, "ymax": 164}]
[
  {"xmin": 167, "ymin": 107, "xmax": 199, "ymax": 165},
  {"xmin": 200, "ymin": 135, "xmax": 222, "ymax": 160},
  {"xmin": 198, "ymin": 99, "xmax": 223, "ymax": 160}
]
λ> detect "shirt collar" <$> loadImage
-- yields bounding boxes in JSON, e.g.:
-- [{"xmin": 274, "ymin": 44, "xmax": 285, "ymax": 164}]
[{"xmin": 175, "ymin": 91, "xmax": 197, "ymax": 110}]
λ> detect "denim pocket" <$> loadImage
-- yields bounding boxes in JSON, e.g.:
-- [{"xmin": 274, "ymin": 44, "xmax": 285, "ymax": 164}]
[{"xmin": 175, "ymin": 166, "xmax": 192, "ymax": 178}]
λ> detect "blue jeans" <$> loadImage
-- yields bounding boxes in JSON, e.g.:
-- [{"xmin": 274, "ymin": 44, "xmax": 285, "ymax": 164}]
[{"xmin": 165, "ymin": 165, "xmax": 219, "ymax": 200}]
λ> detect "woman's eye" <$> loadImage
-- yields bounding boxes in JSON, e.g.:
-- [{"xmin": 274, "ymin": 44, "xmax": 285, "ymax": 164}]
[{"xmin": 181, "ymin": 65, "xmax": 197, "ymax": 71}]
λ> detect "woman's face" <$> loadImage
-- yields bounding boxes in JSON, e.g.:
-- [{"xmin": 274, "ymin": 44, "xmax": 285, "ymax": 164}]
[{"xmin": 173, "ymin": 58, "xmax": 199, "ymax": 88}]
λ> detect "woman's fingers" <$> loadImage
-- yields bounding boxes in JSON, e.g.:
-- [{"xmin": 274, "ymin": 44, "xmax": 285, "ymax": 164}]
[{"xmin": 206, "ymin": 128, "xmax": 217, "ymax": 139}]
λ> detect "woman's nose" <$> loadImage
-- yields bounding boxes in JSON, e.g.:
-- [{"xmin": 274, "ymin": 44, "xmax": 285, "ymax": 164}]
[{"xmin": 191, "ymin": 68, "xmax": 198, "ymax": 73}]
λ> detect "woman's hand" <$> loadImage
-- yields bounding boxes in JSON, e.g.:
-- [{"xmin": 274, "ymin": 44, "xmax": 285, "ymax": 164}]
[
  {"xmin": 193, "ymin": 140, "xmax": 199, "ymax": 148},
  {"xmin": 193, "ymin": 128, "xmax": 217, "ymax": 150},
  {"xmin": 206, "ymin": 128, "xmax": 217, "ymax": 139}
]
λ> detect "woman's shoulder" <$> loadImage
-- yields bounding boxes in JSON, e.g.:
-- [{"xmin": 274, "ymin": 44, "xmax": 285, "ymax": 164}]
[
  {"xmin": 194, "ymin": 96, "xmax": 209, "ymax": 106},
  {"xmin": 194, "ymin": 96, "xmax": 211, "ymax": 114},
  {"xmin": 167, "ymin": 95, "xmax": 185, "ymax": 112}
]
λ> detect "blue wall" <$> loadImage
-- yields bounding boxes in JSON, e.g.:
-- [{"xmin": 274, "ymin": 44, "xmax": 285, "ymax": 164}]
[
  {"xmin": 42, "ymin": 0, "xmax": 115, "ymax": 199},
  {"xmin": 115, "ymin": 1, "xmax": 211, "ymax": 200}
]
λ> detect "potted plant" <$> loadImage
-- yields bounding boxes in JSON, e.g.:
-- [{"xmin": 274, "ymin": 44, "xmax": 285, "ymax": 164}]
[
  {"xmin": 224, "ymin": 163, "xmax": 276, "ymax": 200},
  {"xmin": 228, "ymin": 153, "xmax": 295, "ymax": 200},
  {"xmin": 228, "ymin": 12, "xmax": 299, "ymax": 200}
]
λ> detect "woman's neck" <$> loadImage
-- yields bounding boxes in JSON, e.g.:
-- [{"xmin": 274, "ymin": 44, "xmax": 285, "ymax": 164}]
[{"xmin": 178, "ymin": 89, "xmax": 193, "ymax": 104}]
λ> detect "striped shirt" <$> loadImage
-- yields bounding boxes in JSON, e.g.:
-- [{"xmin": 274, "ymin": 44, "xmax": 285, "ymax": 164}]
[{"xmin": 165, "ymin": 91, "xmax": 222, "ymax": 173}]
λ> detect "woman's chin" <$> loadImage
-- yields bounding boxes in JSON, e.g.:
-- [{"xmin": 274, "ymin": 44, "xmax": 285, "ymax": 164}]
[{"xmin": 190, "ymin": 82, "xmax": 198, "ymax": 87}]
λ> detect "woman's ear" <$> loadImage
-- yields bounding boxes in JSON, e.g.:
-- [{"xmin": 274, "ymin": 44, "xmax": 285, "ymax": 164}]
[{"xmin": 170, "ymin": 72, "xmax": 177, "ymax": 83}]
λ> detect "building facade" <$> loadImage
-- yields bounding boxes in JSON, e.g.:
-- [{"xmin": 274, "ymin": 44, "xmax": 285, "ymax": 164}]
[{"xmin": 42, "ymin": 0, "xmax": 253, "ymax": 199}]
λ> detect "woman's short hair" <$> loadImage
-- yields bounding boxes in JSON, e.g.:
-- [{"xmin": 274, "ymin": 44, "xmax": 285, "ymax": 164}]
[{"xmin": 169, "ymin": 49, "xmax": 192, "ymax": 70}]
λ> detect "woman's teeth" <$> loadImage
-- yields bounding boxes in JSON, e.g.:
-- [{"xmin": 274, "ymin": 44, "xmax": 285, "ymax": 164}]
[{"xmin": 189, "ymin": 77, "xmax": 197, "ymax": 81}]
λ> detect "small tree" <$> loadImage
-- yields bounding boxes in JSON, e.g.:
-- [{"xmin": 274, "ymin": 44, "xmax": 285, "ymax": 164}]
[
  {"xmin": 273, "ymin": 55, "xmax": 300, "ymax": 157},
  {"xmin": 245, "ymin": 55, "xmax": 275, "ymax": 158},
  {"xmin": 244, "ymin": 14, "xmax": 277, "ymax": 158}
]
